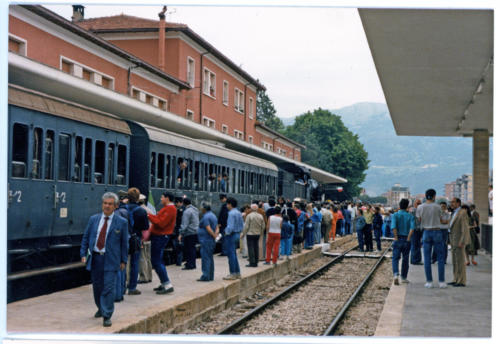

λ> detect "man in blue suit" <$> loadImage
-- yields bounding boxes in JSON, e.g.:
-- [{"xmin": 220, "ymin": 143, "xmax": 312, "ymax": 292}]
[{"xmin": 81, "ymin": 192, "xmax": 128, "ymax": 327}]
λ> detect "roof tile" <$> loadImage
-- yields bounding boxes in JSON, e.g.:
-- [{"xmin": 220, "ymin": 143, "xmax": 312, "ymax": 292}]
[{"xmin": 76, "ymin": 14, "xmax": 186, "ymax": 31}]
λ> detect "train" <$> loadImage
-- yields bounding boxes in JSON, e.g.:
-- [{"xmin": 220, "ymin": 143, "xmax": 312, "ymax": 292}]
[{"xmin": 7, "ymin": 84, "xmax": 318, "ymax": 275}]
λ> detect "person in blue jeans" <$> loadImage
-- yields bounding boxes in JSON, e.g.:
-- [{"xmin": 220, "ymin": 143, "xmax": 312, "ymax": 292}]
[
  {"xmin": 416, "ymin": 189, "xmax": 447, "ymax": 288},
  {"xmin": 372, "ymin": 207, "xmax": 383, "ymax": 251},
  {"xmin": 197, "ymin": 203, "xmax": 218, "ymax": 281},
  {"xmin": 355, "ymin": 209, "xmax": 366, "ymax": 252},
  {"xmin": 223, "ymin": 197, "xmax": 244, "ymax": 280},
  {"xmin": 280, "ymin": 215, "xmax": 294, "ymax": 259},
  {"xmin": 391, "ymin": 198, "xmax": 415, "ymax": 285},
  {"xmin": 410, "ymin": 199, "xmax": 423, "ymax": 264}
]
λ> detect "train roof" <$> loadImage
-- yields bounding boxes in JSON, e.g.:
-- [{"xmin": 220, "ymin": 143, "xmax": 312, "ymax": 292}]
[
  {"xmin": 8, "ymin": 84, "xmax": 131, "ymax": 135},
  {"xmin": 141, "ymin": 124, "xmax": 279, "ymax": 172}
]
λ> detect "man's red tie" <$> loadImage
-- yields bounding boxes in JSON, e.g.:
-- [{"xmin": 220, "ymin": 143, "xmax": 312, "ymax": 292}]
[{"xmin": 96, "ymin": 216, "xmax": 109, "ymax": 251}]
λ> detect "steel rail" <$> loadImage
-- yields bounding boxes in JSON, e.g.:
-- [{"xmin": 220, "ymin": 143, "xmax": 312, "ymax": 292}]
[
  {"xmin": 323, "ymin": 245, "xmax": 391, "ymax": 336},
  {"xmin": 7, "ymin": 261, "xmax": 85, "ymax": 281},
  {"xmin": 217, "ymin": 244, "xmax": 359, "ymax": 335}
]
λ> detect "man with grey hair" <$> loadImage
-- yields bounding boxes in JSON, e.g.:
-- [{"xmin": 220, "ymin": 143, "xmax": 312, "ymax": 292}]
[
  {"xmin": 241, "ymin": 203, "xmax": 265, "ymax": 267},
  {"xmin": 80, "ymin": 192, "xmax": 128, "ymax": 327}
]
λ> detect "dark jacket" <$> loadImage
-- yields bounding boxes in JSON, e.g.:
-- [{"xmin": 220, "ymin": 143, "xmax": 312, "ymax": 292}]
[
  {"xmin": 218, "ymin": 203, "xmax": 228, "ymax": 230},
  {"xmin": 373, "ymin": 213, "xmax": 383, "ymax": 230},
  {"xmin": 125, "ymin": 203, "xmax": 149, "ymax": 236}
]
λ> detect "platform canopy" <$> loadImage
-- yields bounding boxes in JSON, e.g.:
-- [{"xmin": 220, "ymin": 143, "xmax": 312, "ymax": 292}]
[{"xmin": 358, "ymin": 9, "xmax": 493, "ymax": 137}]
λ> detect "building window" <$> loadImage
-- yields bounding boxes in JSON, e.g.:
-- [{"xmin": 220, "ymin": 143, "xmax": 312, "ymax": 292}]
[
  {"xmin": 234, "ymin": 129, "xmax": 244, "ymax": 140},
  {"xmin": 262, "ymin": 141, "xmax": 273, "ymax": 151},
  {"xmin": 249, "ymin": 97, "xmax": 254, "ymax": 119},
  {"xmin": 248, "ymin": 136, "xmax": 254, "ymax": 144},
  {"xmin": 60, "ymin": 56, "xmax": 114, "ymax": 90},
  {"xmin": 9, "ymin": 34, "xmax": 27, "ymax": 56},
  {"xmin": 277, "ymin": 147, "xmax": 287, "ymax": 156},
  {"xmin": 187, "ymin": 57, "xmax": 195, "ymax": 87},
  {"xmin": 131, "ymin": 87, "xmax": 167, "ymax": 111},
  {"xmin": 186, "ymin": 109, "xmax": 194, "ymax": 121},
  {"xmin": 222, "ymin": 124, "xmax": 228, "ymax": 134},
  {"xmin": 203, "ymin": 68, "xmax": 216, "ymax": 98},
  {"xmin": 203, "ymin": 116, "xmax": 216, "ymax": 129},
  {"xmin": 234, "ymin": 88, "xmax": 244, "ymax": 113},
  {"xmin": 223, "ymin": 81, "xmax": 229, "ymax": 105}
]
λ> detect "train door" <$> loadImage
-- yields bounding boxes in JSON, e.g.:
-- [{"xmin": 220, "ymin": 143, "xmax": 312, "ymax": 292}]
[{"xmin": 8, "ymin": 117, "xmax": 56, "ymax": 256}]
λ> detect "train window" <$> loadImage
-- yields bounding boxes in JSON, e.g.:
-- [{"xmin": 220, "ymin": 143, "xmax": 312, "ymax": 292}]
[
  {"xmin": 232, "ymin": 168, "xmax": 236, "ymax": 194},
  {"xmin": 239, "ymin": 170, "xmax": 245, "ymax": 194},
  {"xmin": 186, "ymin": 159, "xmax": 193, "ymax": 189},
  {"xmin": 84, "ymin": 138, "xmax": 92, "ymax": 183},
  {"xmin": 117, "ymin": 145, "xmax": 127, "ymax": 185},
  {"xmin": 150, "ymin": 152, "xmax": 156, "ymax": 187},
  {"xmin": 31, "ymin": 128, "xmax": 43, "ymax": 179},
  {"xmin": 266, "ymin": 175, "xmax": 270, "ymax": 195},
  {"xmin": 107, "ymin": 143, "xmax": 115, "ymax": 184},
  {"xmin": 58, "ymin": 134, "xmax": 71, "ymax": 181},
  {"xmin": 73, "ymin": 136, "xmax": 83, "ymax": 182},
  {"xmin": 171, "ymin": 155, "xmax": 176, "ymax": 188},
  {"xmin": 166, "ymin": 155, "xmax": 171, "ymax": 188},
  {"xmin": 176, "ymin": 157, "xmax": 185, "ymax": 187},
  {"xmin": 11, "ymin": 123, "xmax": 28, "ymax": 178},
  {"xmin": 208, "ymin": 163, "xmax": 215, "ymax": 191},
  {"xmin": 249, "ymin": 172, "xmax": 254, "ymax": 194},
  {"xmin": 44, "ymin": 130, "xmax": 54, "ymax": 180},
  {"xmin": 157, "ymin": 154, "xmax": 165, "ymax": 188},
  {"xmin": 94, "ymin": 140, "xmax": 105, "ymax": 184},
  {"xmin": 194, "ymin": 161, "xmax": 200, "ymax": 190}
]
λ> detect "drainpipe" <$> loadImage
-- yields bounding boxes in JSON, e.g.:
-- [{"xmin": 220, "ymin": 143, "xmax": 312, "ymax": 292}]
[
  {"xmin": 127, "ymin": 60, "xmax": 140, "ymax": 95},
  {"xmin": 243, "ymin": 82, "xmax": 251, "ymax": 141},
  {"xmin": 199, "ymin": 51, "xmax": 209, "ymax": 124},
  {"xmin": 158, "ymin": 6, "xmax": 167, "ymax": 72}
]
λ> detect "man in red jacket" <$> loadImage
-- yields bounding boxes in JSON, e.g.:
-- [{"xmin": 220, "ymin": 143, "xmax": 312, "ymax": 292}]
[{"xmin": 148, "ymin": 192, "xmax": 177, "ymax": 295}]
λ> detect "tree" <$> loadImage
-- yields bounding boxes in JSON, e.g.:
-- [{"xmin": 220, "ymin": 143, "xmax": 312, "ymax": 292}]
[
  {"xmin": 359, "ymin": 195, "xmax": 388, "ymax": 205},
  {"xmin": 283, "ymin": 108, "xmax": 369, "ymax": 198},
  {"xmin": 256, "ymin": 90, "xmax": 284, "ymax": 132}
]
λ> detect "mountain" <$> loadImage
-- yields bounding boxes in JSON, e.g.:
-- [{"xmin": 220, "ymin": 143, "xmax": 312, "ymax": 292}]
[{"xmin": 281, "ymin": 103, "xmax": 491, "ymax": 196}]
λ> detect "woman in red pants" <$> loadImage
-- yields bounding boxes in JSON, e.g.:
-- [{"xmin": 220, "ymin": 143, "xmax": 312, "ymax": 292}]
[{"xmin": 265, "ymin": 206, "xmax": 283, "ymax": 265}]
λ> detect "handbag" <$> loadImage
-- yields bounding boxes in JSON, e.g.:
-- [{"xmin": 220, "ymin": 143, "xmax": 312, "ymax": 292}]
[
  {"xmin": 129, "ymin": 233, "xmax": 141, "ymax": 254},
  {"xmin": 142, "ymin": 228, "xmax": 151, "ymax": 241}
]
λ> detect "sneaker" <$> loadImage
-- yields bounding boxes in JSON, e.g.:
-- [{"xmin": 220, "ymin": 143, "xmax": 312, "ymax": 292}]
[
  {"xmin": 153, "ymin": 285, "xmax": 163, "ymax": 291},
  {"xmin": 401, "ymin": 278, "xmax": 410, "ymax": 284},
  {"xmin": 263, "ymin": 262, "xmax": 271, "ymax": 265},
  {"xmin": 439, "ymin": 282, "xmax": 447, "ymax": 289},
  {"xmin": 156, "ymin": 283, "xmax": 174, "ymax": 295},
  {"xmin": 128, "ymin": 289, "xmax": 141, "ymax": 295},
  {"xmin": 223, "ymin": 274, "xmax": 239, "ymax": 280},
  {"xmin": 424, "ymin": 282, "xmax": 434, "ymax": 288},
  {"xmin": 393, "ymin": 277, "xmax": 399, "ymax": 285}
]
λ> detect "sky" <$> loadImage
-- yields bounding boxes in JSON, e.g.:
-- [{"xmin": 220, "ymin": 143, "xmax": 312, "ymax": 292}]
[{"xmin": 43, "ymin": 2, "xmax": 386, "ymax": 119}]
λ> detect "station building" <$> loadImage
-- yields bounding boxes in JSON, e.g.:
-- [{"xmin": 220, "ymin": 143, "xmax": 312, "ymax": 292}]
[{"xmin": 8, "ymin": 5, "xmax": 337, "ymax": 184}]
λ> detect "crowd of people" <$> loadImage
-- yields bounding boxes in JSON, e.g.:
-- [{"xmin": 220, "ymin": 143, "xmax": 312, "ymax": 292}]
[{"xmin": 80, "ymin": 188, "xmax": 482, "ymax": 327}]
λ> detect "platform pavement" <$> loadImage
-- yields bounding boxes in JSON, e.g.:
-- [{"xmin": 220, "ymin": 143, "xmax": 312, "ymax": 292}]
[
  {"xmin": 375, "ymin": 248, "xmax": 492, "ymax": 337},
  {"xmin": 7, "ymin": 236, "xmax": 351, "ymax": 335}
]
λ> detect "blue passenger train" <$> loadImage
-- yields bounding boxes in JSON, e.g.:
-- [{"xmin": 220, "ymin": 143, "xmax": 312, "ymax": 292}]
[{"xmin": 7, "ymin": 85, "xmax": 312, "ymax": 276}]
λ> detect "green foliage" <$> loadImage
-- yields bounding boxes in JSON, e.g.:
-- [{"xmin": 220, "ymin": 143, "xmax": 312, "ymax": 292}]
[
  {"xmin": 359, "ymin": 194, "xmax": 388, "ymax": 204},
  {"xmin": 256, "ymin": 90, "xmax": 284, "ymax": 132},
  {"xmin": 283, "ymin": 108, "xmax": 369, "ymax": 198}
]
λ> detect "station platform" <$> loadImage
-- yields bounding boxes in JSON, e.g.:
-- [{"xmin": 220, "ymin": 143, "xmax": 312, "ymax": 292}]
[
  {"xmin": 7, "ymin": 236, "xmax": 345, "ymax": 335},
  {"xmin": 375, "ymin": 248, "xmax": 492, "ymax": 337}
]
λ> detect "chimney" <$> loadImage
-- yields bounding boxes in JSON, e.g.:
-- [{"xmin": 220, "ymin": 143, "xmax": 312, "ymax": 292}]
[
  {"xmin": 158, "ymin": 6, "xmax": 167, "ymax": 72},
  {"xmin": 71, "ymin": 5, "xmax": 85, "ymax": 23}
]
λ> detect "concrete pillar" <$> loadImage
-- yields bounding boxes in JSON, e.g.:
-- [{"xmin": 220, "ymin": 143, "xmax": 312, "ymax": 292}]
[{"xmin": 473, "ymin": 129, "xmax": 489, "ymax": 224}]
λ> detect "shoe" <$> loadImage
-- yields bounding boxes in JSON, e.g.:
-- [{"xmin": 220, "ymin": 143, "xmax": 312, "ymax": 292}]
[
  {"xmin": 196, "ymin": 278, "xmax": 209, "ymax": 282},
  {"xmin": 453, "ymin": 283, "xmax": 466, "ymax": 287},
  {"xmin": 424, "ymin": 282, "xmax": 434, "ymax": 288},
  {"xmin": 103, "ymin": 318, "xmax": 112, "ymax": 327},
  {"xmin": 153, "ymin": 285, "xmax": 163, "ymax": 291},
  {"xmin": 401, "ymin": 278, "xmax": 410, "ymax": 284},
  {"xmin": 223, "ymin": 274, "xmax": 240, "ymax": 280},
  {"xmin": 447, "ymin": 281, "xmax": 456, "ymax": 285},
  {"xmin": 263, "ymin": 262, "xmax": 271, "ymax": 265},
  {"xmin": 114, "ymin": 297, "xmax": 123, "ymax": 302},
  {"xmin": 466, "ymin": 262, "xmax": 470, "ymax": 266},
  {"xmin": 273, "ymin": 262, "xmax": 277, "ymax": 266},
  {"xmin": 94, "ymin": 310, "xmax": 102, "ymax": 318},
  {"xmin": 393, "ymin": 277, "xmax": 399, "ymax": 285},
  {"xmin": 472, "ymin": 260, "xmax": 478, "ymax": 265},
  {"xmin": 182, "ymin": 266, "xmax": 196, "ymax": 270},
  {"xmin": 156, "ymin": 283, "xmax": 174, "ymax": 294},
  {"xmin": 412, "ymin": 262, "xmax": 423, "ymax": 265},
  {"xmin": 128, "ymin": 289, "xmax": 141, "ymax": 295},
  {"xmin": 439, "ymin": 282, "xmax": 447, "ymax": 289},
  {"xmin": 245, "ymin": 264, "xmax": 252, "ymax": 267}
]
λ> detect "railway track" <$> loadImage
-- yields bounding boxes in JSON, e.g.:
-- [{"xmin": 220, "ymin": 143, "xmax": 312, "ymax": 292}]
[{"xmin": 217, "ymin": 244, "xmax": 391, "ymax": 336}]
